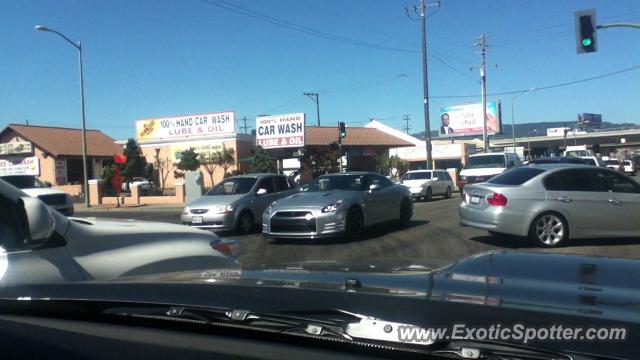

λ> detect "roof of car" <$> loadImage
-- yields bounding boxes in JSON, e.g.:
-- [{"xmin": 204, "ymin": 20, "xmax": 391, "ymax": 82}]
[
  {"xmin": 406, "ymin": 169, "xmax": 445, "ymax": 173},
  {"xmin": 469, "ymin": 152, "xmax": 513, "ymax": 157},
  {"xmin": 233, "ymin": 173, "xmax": 283, "ymax": 178},
  {"xmin": 527, "ymin": 163, "xmax": 592, "ymax": 170}
]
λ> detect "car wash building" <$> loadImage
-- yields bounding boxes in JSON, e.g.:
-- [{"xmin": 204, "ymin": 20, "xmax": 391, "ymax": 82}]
[{"xmin": 131, "ymin": 111, "xmax": 255, "ymax": 189}]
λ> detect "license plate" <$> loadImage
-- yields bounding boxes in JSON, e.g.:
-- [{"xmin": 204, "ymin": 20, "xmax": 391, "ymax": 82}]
[
  {"xmin": 470, "ymin": 196, "xmax": 481, "ymax": 204},
  {"xmin": 191, "ymin": 216, "xmax": 203, "ymax": 224}
]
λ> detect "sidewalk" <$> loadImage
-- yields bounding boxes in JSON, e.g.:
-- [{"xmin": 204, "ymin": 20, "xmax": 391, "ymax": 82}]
[{"xmin": 74, "ymin": 202, "xmax": 184, "ymax": 212}]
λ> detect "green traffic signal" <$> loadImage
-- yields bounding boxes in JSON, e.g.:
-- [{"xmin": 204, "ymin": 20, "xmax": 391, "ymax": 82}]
[{"xmin": 582, "ymin": 38, "xmax": 592, "ymax": 47}]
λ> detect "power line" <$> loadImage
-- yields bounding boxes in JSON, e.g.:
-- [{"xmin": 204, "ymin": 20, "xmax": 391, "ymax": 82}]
[
  {"xmin": 201, "ymin": 0, "xmax": 418, "ymax": 53},
  {"xmin": 321, "ymin": 73, "xmax": 411, "ymax": 94},
  {"xmin": 430, "ymin": 63, "xmax": 640, "ymax": 99}
]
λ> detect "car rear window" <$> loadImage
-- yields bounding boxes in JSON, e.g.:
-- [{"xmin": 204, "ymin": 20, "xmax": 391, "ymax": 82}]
[{"xmin": 487, "ymin": 167, "xmax": 545, "ymax": 185}]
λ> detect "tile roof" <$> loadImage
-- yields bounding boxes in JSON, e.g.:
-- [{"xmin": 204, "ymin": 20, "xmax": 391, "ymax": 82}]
[
  {"xmin": 2, "ymin": 124, "xmax": 122, "ymax": 157},
  {"xmin": 305, "ymin": 126, "xmax": 413, "ymax": 147}
]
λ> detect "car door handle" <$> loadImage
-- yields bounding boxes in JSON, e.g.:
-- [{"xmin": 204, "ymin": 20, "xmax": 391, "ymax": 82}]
[
  {"xmin": 557, "ymin": 196, "xmax": 572, "ymax": 203},
  {"xmin": 608, "ymin": 199, "xmax": 622, "ymax": 205}
]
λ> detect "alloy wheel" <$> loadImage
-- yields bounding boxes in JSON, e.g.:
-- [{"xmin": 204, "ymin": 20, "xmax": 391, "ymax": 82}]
[{"xmin": 534, "ymin": 214, "xmax": 565, "ymax": 246}]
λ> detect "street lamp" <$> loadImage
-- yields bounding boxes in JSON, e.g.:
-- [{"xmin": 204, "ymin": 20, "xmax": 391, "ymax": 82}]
[
  {"xmin": 36, "ymin": 25, "xmax": 90, "ymax": 207},
  {"xmin": 510, "ymin": 88, "xmax": 536, "ymax": 152}
]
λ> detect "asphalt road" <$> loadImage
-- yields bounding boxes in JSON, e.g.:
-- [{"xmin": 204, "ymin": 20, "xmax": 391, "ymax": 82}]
[{"xmin": 76, "ymin": 193, "xmax": 640, "ymax": 268}]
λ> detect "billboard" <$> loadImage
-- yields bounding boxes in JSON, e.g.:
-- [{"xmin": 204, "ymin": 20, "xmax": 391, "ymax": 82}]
[
  {"xmin": 578, "ymin": 113, "xmax": 601, "ymax": 126},
  {"xmin": 0, "ymin": 156, "xmax": 39, "ymax": 176},
  {"xmin": 256, "ymin": 113, "xmax": 305, "ymax": 149},
  {"xmin": 439, "ymin": 101, "xmax": 501, "ymax": 137},
  {"xmin": 136, "ymin": 112, "xmax": 236, "ymax": 141}
]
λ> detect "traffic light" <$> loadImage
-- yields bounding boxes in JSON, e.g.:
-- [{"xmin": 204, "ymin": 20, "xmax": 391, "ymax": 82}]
[
  {"xmin": 339, "ymin": 122, "xmax": 347, "ymax": 138},
  {"xmin": 575, "ymin": 9, "xmax": 597, "ymax": 54}
]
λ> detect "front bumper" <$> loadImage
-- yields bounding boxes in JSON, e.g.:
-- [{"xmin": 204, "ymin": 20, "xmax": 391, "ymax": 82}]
[
  {"xmin": 181, "ymin": 211, "xmax": 235, "ymax": 230},
  {"xmin": 262, "ymin": 208, "xmax": 347, "ymax": 239},
  {"xmin": 409, "ymin": 187, "xmax": 427, "ymax": 198}
]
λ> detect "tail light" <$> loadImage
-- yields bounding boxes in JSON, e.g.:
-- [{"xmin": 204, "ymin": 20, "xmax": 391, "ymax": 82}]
[
  {"xmin": 486, "ymin": 193, "xmax": 508, "ymax": 207},
  {"xmin": 211, "ymin": 239, "xmax": 239, "ymax": 258}
]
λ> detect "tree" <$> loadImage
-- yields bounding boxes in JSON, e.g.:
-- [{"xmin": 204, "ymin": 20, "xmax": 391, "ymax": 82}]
[
  {"xmin": 175, "ymin": 148, "xmax": 200, "ymax": 179},
  {"xmin": 218, "ymin": 146, "xmax": 236, "ymax": 178},
  {"xmin": 100, "ymin": 165, "xmax": 116, "ymax": 191},
  {"xmin": 120, "ymin": 139, "xmax": 147, "ymax": 184},
  {"xmin": 375, "ymin": 153, "xmax": 391, "ymax": 176},
  {"xmin": 156, "ymin": 157, "xmax": 175, "ymax": 189},
  {"xmin": 250, "ymin": 146, "xmax": 275, "ymax": 173},
  {"xmin": 199, "ymin": 152, "xmax": 220, "ymax": 188},
  {"xmin": 389, "ymin": 155, "xmax": 409, "ymax": 179}
]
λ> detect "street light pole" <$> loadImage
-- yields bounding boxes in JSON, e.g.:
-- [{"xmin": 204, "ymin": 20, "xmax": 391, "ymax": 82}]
[
  {"xmin": 420, "ymin": 0, "xmax": 433, "ymax": 169},
  {"xmin": 36, "ymin": 25, "xmax": 90, "ymax": 207}
]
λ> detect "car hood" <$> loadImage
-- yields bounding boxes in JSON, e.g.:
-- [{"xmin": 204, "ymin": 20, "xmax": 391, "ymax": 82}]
[
  {"xmin": 274, "ymin": 191, "xmax": 354, "ymax": 208},
  {"xmin": 21, "ymin": 188, "xmax": 67, "ymax": 197},
  {"xmin": 84, "ymin": 250, "xmax": 640, "ymax": 322},
  {"xmin": 187, "ymin": 194, "xmax": 246, "ymax": 208},
  {"xmin": 67, "ymin": 217, "xmax": 217, "ymax": 237},
  {"xmin": 460, "ymin": 168, "xmax": 506, "ymax": 177}
]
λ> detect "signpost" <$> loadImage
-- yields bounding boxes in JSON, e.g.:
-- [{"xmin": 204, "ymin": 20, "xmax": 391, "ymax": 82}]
[{"xmin": 255, "ymin": 113, "xmax": 305, "ymax": 149}]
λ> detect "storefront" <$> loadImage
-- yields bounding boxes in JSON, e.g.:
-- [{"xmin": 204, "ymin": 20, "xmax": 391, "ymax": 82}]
[
  {"xmin": 132, "ymin": 111, "xmax": 254, "ymax": 189},
  {"xmin": 365, "ymin": 120, "xmax": 479, "ymax": 170},
  {"xmin": 0, "ymin": 124, "xmax": 122, "ymax": 193}
]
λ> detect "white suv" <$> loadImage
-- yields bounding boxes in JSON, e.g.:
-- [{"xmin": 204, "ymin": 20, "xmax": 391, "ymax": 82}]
[
  {"xmin": 400, "ymin": 170, "xmax": 453, "ymax": 201},
  {"xmin": 458, "ymin": 152, "xmax": 521, "ymax": 192}
]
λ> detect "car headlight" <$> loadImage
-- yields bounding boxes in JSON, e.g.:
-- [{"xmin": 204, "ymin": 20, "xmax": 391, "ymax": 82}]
[
  {"xmin": 213, "ymin": 205, "xmax": 234, "ymax": 214},
  {"xmin": 182, "ymin": 207, "xmax": 190, "ymax": 215},
  {"xmin": 264, "ymin": 201, "xmax": 277, "ymax": 214},
  {"xmin": 321, "ymin": 199, "xmax": 344, "ymax": 213}
]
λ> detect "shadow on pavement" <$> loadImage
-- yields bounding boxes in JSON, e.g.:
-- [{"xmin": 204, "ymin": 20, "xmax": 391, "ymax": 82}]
[
  {"xmin": 269, "ymin": 220, "xmax": 430, "ymax": 246},
  {"xmin": 471, "ymin": 234, "xmax": 640, "ymax": 249}
]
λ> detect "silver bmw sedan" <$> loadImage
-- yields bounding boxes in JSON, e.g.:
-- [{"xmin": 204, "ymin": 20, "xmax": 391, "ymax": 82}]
[
  {"xmin": 459, "ymin": 164, "xmax": 640, "ymax": 247},
  {"xmin": 262, "ymin": 172, "xmax": 413, "ymax": 240}
]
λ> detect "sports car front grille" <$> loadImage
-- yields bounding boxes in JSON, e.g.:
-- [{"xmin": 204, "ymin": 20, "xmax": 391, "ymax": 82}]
[{"xmin": 270, "ymin": 211, "xmax": 316, "ymax": 233}]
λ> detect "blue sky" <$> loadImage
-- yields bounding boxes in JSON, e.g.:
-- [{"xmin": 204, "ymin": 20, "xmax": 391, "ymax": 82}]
[{"xmin": 1, "ymin": 0, "xmax": 639, "ymax": 140}]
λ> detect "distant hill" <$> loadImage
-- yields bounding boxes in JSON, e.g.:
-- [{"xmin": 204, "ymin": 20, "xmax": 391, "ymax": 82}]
[{"xmin": 411, "ymin": 121, "xmax": 640, "ymax": 140}]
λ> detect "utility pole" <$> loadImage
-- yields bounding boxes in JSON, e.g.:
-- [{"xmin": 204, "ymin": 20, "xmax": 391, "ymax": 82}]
[
  {"xmin": 240, "ymin": 116, "xmax": 249, "ymax": 134},
  {"xmin": 420, "ymin": 0, "xmax": 433, "ymax": 169},
  {"xmin": 403, "ymin": 114, "xmax": 411, "ymax": 134},
  {"xmin": 303, "ymin": 92, "xmax": 320, "ymax": 126},
  {"xmin": 475, "ymin": 33, "xmax": 489, "ymax": 152}
]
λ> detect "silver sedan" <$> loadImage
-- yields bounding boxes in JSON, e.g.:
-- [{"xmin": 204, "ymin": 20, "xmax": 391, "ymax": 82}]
[
  {"xmin": 262, "ymin": 172, "xmax": 413, "ymax": 240},
  {"xmin": 459, "ymin": 164, "xmax": 640, "ymax": 247}
]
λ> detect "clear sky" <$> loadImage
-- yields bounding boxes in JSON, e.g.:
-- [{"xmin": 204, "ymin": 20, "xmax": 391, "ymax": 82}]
[{"xmin": 1, "ymin": 0, "xmax": 639, "ymax": 140}]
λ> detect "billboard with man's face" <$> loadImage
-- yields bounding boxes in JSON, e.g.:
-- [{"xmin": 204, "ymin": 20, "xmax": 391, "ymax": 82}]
[{"xmin": 439, "ymin": 102, "xmax": 501, "ymax": 137}]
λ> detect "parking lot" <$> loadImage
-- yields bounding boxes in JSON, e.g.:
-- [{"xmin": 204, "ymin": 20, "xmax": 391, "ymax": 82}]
[{"xmin": 76, "ymin": 192, "xmax": 640, "ymax": 268}]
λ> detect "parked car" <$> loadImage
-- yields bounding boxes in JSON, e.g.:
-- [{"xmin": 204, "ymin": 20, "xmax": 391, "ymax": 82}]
[
  {"xmin": 525, "ymin": 156, "xmax": 588, "ymax": 165},
  {"xmin": 578, "ymin": 155, "xmax": 607, "ymax": 167},
  {"xmin": 605, "ymin": 159, "xmax": 624, "ymax": 173},
  {"xmin": 459, "ymin": 164, "xmax": 640, "ymax": 247},
  {"xmin": 399, "ymin": 169, "xmax": 453, "ymax": 201},
  {"xmin": 1, "ymin": 175, "xmax": 74, "ymax": 216},
  {"xmin": 263, "ymin": 172, "xmax": 413, "ymax": 240},
  {"xmin": 122, "ymin": 177, "xmax": 154, "ymax": 192},
  {"xmin": 181, "ymin": 173, "xmax": 298, "ymax": 234},
  {"xmin": 0, "ymin": 177, "xmax": 238, "ymax": 285},
  {"xmin": 458, "ymin": 152, "xmax": 521, "ymax": 192},
  {"xmin": 623, "ymin": 160, "xmax": 636, "ymax": 175}
]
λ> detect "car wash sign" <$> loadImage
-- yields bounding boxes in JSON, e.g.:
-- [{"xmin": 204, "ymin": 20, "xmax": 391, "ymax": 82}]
[
  {"xmin": 136, "ymin": 112, "xmax": 236, "ymax": 141},
  {"xmin": 256, "ymin": 113, "xmax": 305, "ymax": 149},
  {"xmin": 0, "ymin": 156, "xmax": 39, "ymax": 176}
]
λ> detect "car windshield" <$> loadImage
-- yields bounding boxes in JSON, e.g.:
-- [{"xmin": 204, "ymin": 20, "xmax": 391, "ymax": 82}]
[
  {"xmin": 207, "ymin": 178, "xmax": 256, "ymax": 195},
  {"xmin": 565, "ymin": 150, "xmax": 588, "ymax": 157},
  {"xmin": 606, "ymin": 160, "xmax": 620, "ymax": 165},
  {"xmin": 488, "ymin": 167, "xmax": 545, "ymax": 185},
  {"xmin": 582, "ymin": 158, "xmax": 597, "ymax": 166},
  {"xmin": 1, "ymin": 175, "xmax": 48, "ymax": 189},
  {"xmin": 401, "ymin": 172, "xmax": 431, "ymax": 180},
  {"xmin": 305, "ymin": 175, "xmax": 366, "ymax": 192},
  {"xmin": 465, "ymin": 155, "xmax": 506, "ymax": 169}
]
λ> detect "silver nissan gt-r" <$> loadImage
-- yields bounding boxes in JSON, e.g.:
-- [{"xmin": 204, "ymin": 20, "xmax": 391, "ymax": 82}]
[{"xmin": 262, "ymin": 172, "xmax": 413, "ymax": 240}]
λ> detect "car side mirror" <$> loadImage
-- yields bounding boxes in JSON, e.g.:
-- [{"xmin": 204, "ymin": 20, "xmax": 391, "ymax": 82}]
[
  {"xmin": 256, "ymin": 188, "xmax": 268, "ymax": 196},
  {"xmin": 19, "ymin": 197, "xmax": 55, "ymax": 245},
  {"xmin": 368, "ymin": 184, "xmax": 380, "ymax": 192},
  {"xmin": 432, "ymin": 177, "xmax": 439, "ymax": 181}
]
